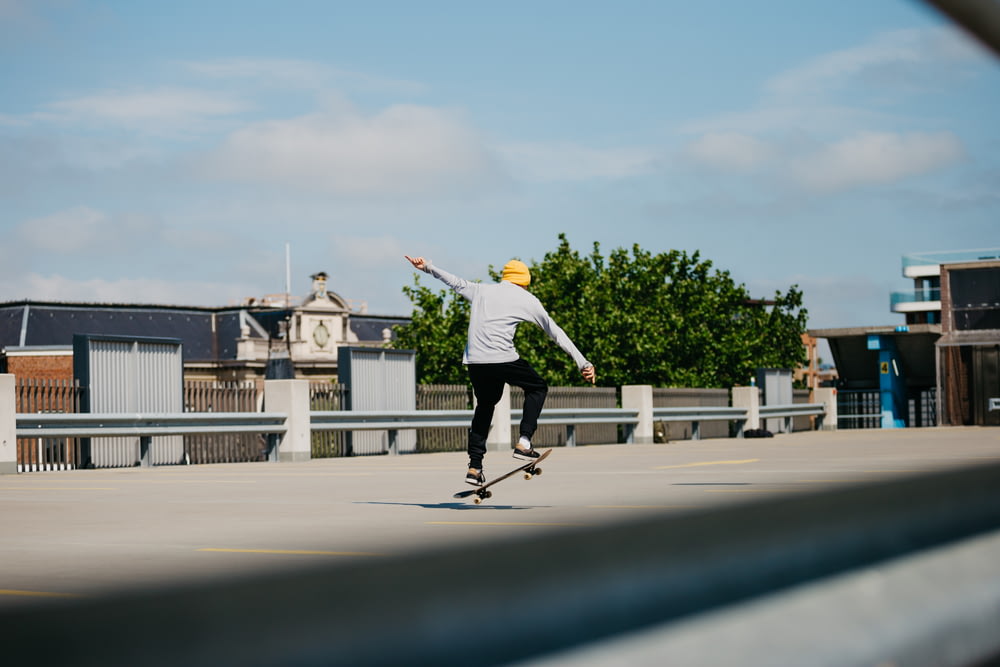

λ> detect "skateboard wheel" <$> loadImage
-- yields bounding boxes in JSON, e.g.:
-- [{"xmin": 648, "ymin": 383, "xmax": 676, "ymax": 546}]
[
  {"xmin": 524, "ymin": 472, "xmax": 533, "ymax": 480},
  {"xmin": 473, "ymin": 497, "xmax": 483, "ymax": 505},
  {"xmin": 534, "ymin": 467, "xmax": 543, "ymax": 476},
  {"xmin": 485, "ymin": 491, "xmax": 493, "ymax": 499}
]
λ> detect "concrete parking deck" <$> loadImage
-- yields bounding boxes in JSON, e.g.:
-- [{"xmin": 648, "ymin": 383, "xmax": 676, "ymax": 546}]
[{"xmin": 2, "ymin": 426, "xmax": 998, "ymax": 607}]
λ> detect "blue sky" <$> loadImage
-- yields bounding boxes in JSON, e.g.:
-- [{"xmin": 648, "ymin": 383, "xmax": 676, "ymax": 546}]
[{"xmin": 1, "ymin": 1, "xmax": 997, "ymax": 340}]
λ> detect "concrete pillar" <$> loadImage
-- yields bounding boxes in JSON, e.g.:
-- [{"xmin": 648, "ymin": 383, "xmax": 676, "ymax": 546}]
[
  {"xmin": 622, "ymin": 385, "xmax": 654, "ymax": 444},
  {"xmin": 732, "ymin": 386, "xmax": 760, "ymax": 431},
  {"xmin": 814, "ymin": 387, "xmax": 838, "ymax": 431},
  {"xmin": 485, "ymin": 384, "xmax": 512, "ymax": 452},
  {"xmin": 264, "ymin": 379, "xmax": 312, "ymax": 463},
  {"xmin": 0, "ymin": 374, "xmax": 15, "ymax": 474}
]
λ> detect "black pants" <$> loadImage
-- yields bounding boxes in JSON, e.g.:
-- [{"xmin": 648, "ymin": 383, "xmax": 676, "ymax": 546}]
[{"xmin": 466, "ymin": 359, "xmax": 548, "ymax": 469}]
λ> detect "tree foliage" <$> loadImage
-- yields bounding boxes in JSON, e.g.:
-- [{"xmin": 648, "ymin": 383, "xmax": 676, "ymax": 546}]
[{"xmin": 394, "ymin": 234, "xmax": 808, "ymax": 388}]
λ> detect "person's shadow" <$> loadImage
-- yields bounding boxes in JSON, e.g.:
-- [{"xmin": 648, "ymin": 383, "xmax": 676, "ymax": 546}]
[{"xmin": 356, "ymin": 501, "xmax": 546, "ymax": 511}]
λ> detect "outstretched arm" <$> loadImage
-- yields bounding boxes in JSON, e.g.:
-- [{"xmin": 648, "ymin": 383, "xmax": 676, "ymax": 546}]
[{"xmin": 404, "ymin": 254, "xmax": 476, "ymax": 299}]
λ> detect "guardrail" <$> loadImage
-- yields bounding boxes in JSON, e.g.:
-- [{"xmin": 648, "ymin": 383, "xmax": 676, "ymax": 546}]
[
  {"xmin": 653, "ymin": 406, "xmax": 748, "ymax": 439},
  {"xmin": 13, "ymin": 402, "xmax": 828, "ymax": 463},
  {"xmin": 759, "ymin": 402, "xmax": 827, "ymax": 432},
  {"xmin": 15, "ymin": 412, "xmax": 288, "ymax": 467},
  {"xmin": 517, "ymin": 407, "xmax": 640, "ymax": 446}
]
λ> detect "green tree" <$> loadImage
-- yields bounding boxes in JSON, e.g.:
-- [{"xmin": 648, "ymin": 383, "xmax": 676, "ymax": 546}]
[{"xmin": 394, "ymin": 234, "xmax": 808, "ymax": 388}]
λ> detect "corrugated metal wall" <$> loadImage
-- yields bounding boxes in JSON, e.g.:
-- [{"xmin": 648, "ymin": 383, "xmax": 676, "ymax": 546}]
[
  {"xmin": 338, "ymin": 347, "xmax": 416, "ymax": 455},
  {"xmin": 78, "ymin": 336, "xmax": 184, "ymax": 467}
]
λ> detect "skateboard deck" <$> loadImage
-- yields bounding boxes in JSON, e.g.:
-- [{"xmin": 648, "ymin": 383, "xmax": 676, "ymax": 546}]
[{"xmin": 453, "ymin": 449, "xmax": 552, "ymax": 504}]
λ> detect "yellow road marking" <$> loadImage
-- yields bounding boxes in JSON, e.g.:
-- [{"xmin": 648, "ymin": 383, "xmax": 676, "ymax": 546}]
[
  {"xmin": 655, "ymin": 458, "xmax": 759, "ymax": 470},
  {"xmin": 427, "ymin": 521, "xmax": 585, "ymax": 527},
  {"xmin": 589, "ymin": 505, "xmax": 695, "ymax": 510},
  {"xmin": 198, "ymin": 548, "xmax": 384, "ymax": 557},
  {"xmin": 0, "ymin": 487, "xmax": 117, "ymax": 491},
  {"xmin": 704, "ymin": 488, "xmax": 804, "ymax": 494},
  {"xmin": 0, "ymin": 589, "xmax": 82, "ymax": 599}
]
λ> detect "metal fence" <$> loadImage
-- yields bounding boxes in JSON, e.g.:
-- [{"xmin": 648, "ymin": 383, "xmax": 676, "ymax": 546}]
[
  {"xmin": 15, "ymin": 378, "xmax": 82, "ymax": 472},
  {"xmin": 838, "ymin": 388, "xmax": 938, "ymax": 430},
  {"xmin": 415, "ymin": 384, "xmax": 470, "ymax": 452},
  {"xmin": 13, "ymin": 379, "xmax": 823, "ymax": 468},
  {"xmin": 838, "ymin": 390, "xmax": 881, "ymax": 429},
  {"xmin": 910, "ymin": 387, "xmax": 937, "ymax": 427},
  {"xmin": 511, "ymin": 385, "xmax": 618, "ymax": 446},
  {"xmin": 309, "ymin": 382, "xmax": 349, "ymax": 457},
  {"xmin": 184, "ymin": 381, "xmax": 266, "ymax": 464}
]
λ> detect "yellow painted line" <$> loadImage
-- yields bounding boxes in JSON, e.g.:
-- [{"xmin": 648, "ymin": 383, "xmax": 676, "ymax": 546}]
[
  {"xmin": 0, "ymin": 589, "xmax": 82, "ymax": 599},
  {"xmin": 427, "ymin": 521, "xmax": 585, "ymax": 527},
  {"xmin": 1, "ymin": 487, "xmax": 117, "ymax": 491},
  {"xmin": 198, "ymin": 548, "xmax": 384, "ymax": 557},
  {"xmin": 655, "ymin": 458, "xmax": 759, "ymax": 470},
  {"xmin": 704, "ymin": 488, "xmax": 804, "ymax": 494},
  {"xmin": 589, "ymin": 505, "xmax": 696, "ymax": 510}
]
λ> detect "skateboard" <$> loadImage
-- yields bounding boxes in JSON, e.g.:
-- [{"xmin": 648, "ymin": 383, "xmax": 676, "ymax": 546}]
[{"xmin": 453, "ymin": 449, "xmax": 552, "ymax": 504}]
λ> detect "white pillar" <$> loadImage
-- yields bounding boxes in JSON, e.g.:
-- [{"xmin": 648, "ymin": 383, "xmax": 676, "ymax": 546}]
[
  {"xmin": 814, "ymin": 387, "xmax": 838, "ymax": 431},
  {"xmin": 485, "ymin": 384, "xmax": 512, "ymax": 452},
  {"xmin": 0, "ymin": 374, "xmax": 16, "ymax": 474},
  {"xmin": 622, "ymin": 385, "xmax": 654, "ymax": 444},
  {"xmin": 732, "ymin": 386, "xmax": 760, "ymax": 432},
  {"xmin": 264, "ymin": 379, "xmax": 312, "ymax": 462}
]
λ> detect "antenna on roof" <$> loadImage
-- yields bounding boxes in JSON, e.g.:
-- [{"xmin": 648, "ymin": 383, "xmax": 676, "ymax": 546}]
[{"xmin": 285, "ymin": 242, "xmax": 292, "ymax": 308}]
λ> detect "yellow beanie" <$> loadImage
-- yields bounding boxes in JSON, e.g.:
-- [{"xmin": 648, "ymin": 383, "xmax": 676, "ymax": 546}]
[{"xmin": 501, "ymin": 260, "xmax": 531, "ymax": 286}]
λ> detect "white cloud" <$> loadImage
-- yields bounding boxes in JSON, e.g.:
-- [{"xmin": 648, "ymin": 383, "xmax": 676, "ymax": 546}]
[
  {"xmin": 496, "ymin": 142, "xmax": 658, "ymax": 182},
  {"xmin": 182, "ymin": 58, "xmax": 427, "ymax": 96},
  {"xmin": 684, "ymin": 133, "xmax": 774, "ymax": 171},
  {"xmin": 40, "ymin": 87, "xmax": 248, "ymax": 130},
  {"xmin": 5, "ymin": 273, "xmax": 237, "ymax": 306},
  {"xmin": 766, "ymin": 26, "xmax": 985, "ymax": 100},
  {"xmin": 16, "ymin": 206, "xmax": 160, "ymax": 254},
  {"xmin": 200, "ymin": 105, "xmax": 502, "ymax": 196},
  {"xmin": 790, "ymin": 131, "xmax": 964, "ymax": 193}
]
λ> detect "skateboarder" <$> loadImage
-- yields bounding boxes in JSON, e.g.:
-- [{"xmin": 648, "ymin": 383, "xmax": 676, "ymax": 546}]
[{"xmin": 404, "ymin": 255, "xmax": 595, "ymax": 485}]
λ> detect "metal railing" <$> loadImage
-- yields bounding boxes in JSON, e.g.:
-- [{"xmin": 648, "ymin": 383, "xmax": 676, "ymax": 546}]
[
  {"xmin": 13, "ymin": 402, "xmax": 827, "ymax": 463},
  {"xmin": 759, "ymin": 403, "xmax": 826, "ymax": 432},
  {"xmin": 519, "ymin": 407, "xmax": 640, "ymax": 446},
  {"xmin": 15, "ymin": 412, "xmax": 288, "ymax": 467},
  {"xmin": 654, "ymin": 405, "xmax": 748, "ymax": 439}
]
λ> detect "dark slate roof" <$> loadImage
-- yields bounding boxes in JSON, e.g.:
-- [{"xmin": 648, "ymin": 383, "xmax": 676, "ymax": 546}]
[
  {"xmin": 0, "ymin": 302, "xmax": 277, "ymax": 362},
  {"xmin": 349, "ymin": 314, "xmax": 410, "ymax": 342},
  {"xmin": 0, "ymin": 301, "xmax": 411, "ymax": 362}
]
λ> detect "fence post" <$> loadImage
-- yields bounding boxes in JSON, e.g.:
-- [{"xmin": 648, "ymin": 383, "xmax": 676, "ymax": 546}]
[
  {"xmin": 732, "ymin": 386, "xmax": 760, "ymax": 434},
  {"xmin": 264, "ymin": 379, "xmax": 311, "ymax": 462},
  {"xmin": 485, "ymin": 384, "xmax": 512, "ymax": 452},
  {"xmin": 0, "ymin": 374, "xmax": 15, "ymax": 474},
  {"xmin": 622, "ymin": 385, "xmax": 653, "ymax": 444},
  {"xmin": 814, "ymin": 387, "xmax": 838, "ymax": 431},
  {"xmin": 139, "ymin": 436, "xmax": 152, "ymax": 468}
]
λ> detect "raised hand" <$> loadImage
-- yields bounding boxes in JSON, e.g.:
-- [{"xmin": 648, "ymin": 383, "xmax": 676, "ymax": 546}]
[{"xmin": 404, "ymin": 255, "xmax": 427, "ymax": 271}]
